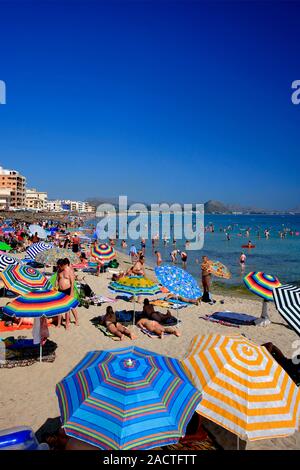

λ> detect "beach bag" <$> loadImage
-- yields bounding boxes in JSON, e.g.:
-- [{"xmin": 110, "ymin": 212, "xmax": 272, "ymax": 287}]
[
  {"xmin": 80, "ymin": 283, "xmax": 95, "ymax": 298},
  {"xmin": 108, "ymin": 259, "xmax": 119, "ymax": 268}
]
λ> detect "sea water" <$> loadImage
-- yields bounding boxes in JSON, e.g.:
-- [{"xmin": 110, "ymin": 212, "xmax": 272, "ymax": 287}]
[{"xmin": 86, "ymin": 214, "xmax": 300, "ymax": 286}]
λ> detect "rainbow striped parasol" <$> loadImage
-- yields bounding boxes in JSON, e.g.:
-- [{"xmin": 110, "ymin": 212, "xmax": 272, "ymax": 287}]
[
  {"xmin": 0, "ymin": 264, "xmax": 52, "ymax": 295},
  {"xmin": 243, "ymin": 271, "xmax": 281, "ymax": 301},
  {"xmin": 56, "ymin": 346, "xmax": 201, "ymax": 450},
  {"xmin": 3, "ymin": 290, "xmax": 79, "ymax": 318},
  {"xmin": 90, "ymin": 243, "xmax": 115, "ymax": 262}
]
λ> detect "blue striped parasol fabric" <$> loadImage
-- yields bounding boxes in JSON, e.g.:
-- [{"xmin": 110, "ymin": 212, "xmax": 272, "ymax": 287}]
[{"xmin": 56, "ymin": 346, "xmax": 201, "ymax": 450}]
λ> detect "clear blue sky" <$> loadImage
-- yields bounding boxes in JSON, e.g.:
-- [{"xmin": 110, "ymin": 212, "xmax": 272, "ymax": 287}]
[{"xmin": 0, "ymin": 0, "xmax": 299, "ymax": 209}]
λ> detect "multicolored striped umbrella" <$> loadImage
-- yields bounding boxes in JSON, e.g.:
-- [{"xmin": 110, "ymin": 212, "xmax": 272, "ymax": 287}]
[
  {"xmin": 35, "ymin": 248, "xmax": 79, "ymax": 266},
  {"xmin": 182, "ymin": 334, "xmax": 300, "ymax": 441},
  {"xmin": 56, "ymin": 346, "xmax": 201, "ymax": 450},
  {"xmin": 26, "ymin": 241, "xmax": 53, "ymax": 260},
  {"xmin": 3, "ymin": 290, "xmax": 79, "ymax": 318},
  {"xmin": 0, "ymin": 254, "xmax": 19, "ymax": 272},
  {"xmin": 90, "ymin": 243, "xmax": 115, "ymax": 262},
  {"xmin": 0, "ymin": 265, "xmax": 52, "ymax": 295},
  {"xmin": 155, "ymin": 264, "xmax": 202, "ymax": 300},
  {"xmin": 243, "ymin": 272, "xmax": 281, "ymax": 300},
  {"xmin": 209, "ymin": 260, "xmax": 231, "ymax": 279},
  {"xmin": 110, "ymin": 275, "xmax": 161, "ymax": 296}
]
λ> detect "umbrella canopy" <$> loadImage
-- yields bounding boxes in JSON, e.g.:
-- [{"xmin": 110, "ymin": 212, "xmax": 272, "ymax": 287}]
[
  {"xmin": 110, "ymin": 275, "xmax": 161, "ymax": 296},
  {"xmin": 182, "ymin": 334, "xmax": 300, "ymax": 441},
  {"xmin": 273, "ymin": 284, "xmax": 300, "ymax": 336},
  {"xmin": 0, "ymin": 264, "xmax": 52, "ymax": 295},
  {"xmin": 26, "ymin": 241, "xmax": 53, "ymax": 260},
  {"xmin": 155, "ymin": 264, "xmax": 202, "ymax": 300},
  {"xmin": 209, "ymin": 260, "xmax": 231, "ymax": 279},
  {"xmin": 0, "ymin": 242, "xmax": 12, "ymax": 252},
  {"xmin": 29, "ymin": 224, "xmax": 47, "ymax": 240},
  {"xmin": 243, "ymin": 271, "xmax": 281, "ymax": 301},
  {"xmin": 0, "ymin": 254, "xmax": 19, "ymax": 272},
  {"xmin": 91, "ymin": 243, "xmax": 115, "ymax": 262},
  {"xmin": 3, "ymin": 290, "xmax": 79, "ymax": 318},
  {"xmin": 56, "ymin": 346, "xmax": 201, "ymax": 450},
  {"xmin": 35, "ymin": 248, "xmax": 79, "ymax": 266}
]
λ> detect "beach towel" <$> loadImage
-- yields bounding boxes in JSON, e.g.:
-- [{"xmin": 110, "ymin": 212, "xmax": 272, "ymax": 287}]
[
  {"xmin": 0, "ymin": 321, "xmax": 33, "ymax": 332},
  {"xmin": 211, "ymin": 311, "xmax": 257, "ymax": 325},
  {"xmin": 201, "ymin": 315, "xmax": 240, "ymax": 328},
  {"xmin": 96, "ymin": 324, "xmax": 120, "ymax": 341},
  {"xmin": 137, "ymin": 326, "xmax": 173, "ymax": 338},
  {"xmin": 150, "ymin": 299, "xmax": 172, "ymax": 308},
  {"xmin": 116, "ymin": 310, "xmax": 134, "ymax": 323},
  {"xmin": 163, "ymin": 297, "xmax": 192, "ymax": 307}
]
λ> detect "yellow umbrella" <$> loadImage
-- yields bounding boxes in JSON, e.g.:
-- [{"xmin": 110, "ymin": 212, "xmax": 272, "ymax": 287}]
[{"xmin": 182, "ymin": 334, "xmax": 300, "ymax": 443}]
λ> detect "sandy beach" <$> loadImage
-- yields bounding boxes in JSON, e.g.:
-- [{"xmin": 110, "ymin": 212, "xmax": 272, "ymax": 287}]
[{"xmin": 0, "ymin": 250, "xmax": 299, "ymax": 451}]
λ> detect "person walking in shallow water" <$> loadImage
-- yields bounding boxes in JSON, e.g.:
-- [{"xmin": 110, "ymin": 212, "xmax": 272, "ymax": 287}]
[{"xmin": 240, "ymin": 252, "xmax": 246, "ymax": 272}]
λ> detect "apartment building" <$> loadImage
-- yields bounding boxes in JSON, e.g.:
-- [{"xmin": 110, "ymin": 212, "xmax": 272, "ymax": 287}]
[
  {"xmin": 0, "ymin": 166, "xmax": 26, "ymax": 208},
  {"xmin": 25, "ymin": 188, "xmax": 48, "ymax": 211}
]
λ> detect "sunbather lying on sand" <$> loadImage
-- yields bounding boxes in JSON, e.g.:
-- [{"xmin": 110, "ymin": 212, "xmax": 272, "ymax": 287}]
[
  {"xmin": 143, "ymin": 298, "xmax": 173, "ymax": 323},
  {"xmin": 136, "ymin": 318, "xmax": 180, "ymax": 338},
  {"xmin": 102, "ymin": 306, "xmax": 137, "ymax": 340},
  {"xmin": 165, "ymin": 293, "xmax": 201, "ymax": 305}
]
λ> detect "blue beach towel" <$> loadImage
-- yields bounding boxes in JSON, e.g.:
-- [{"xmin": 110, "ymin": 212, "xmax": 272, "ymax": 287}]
[{"xmin": 211, "ymin": 312, "xmax": 257, "ymax": 326}]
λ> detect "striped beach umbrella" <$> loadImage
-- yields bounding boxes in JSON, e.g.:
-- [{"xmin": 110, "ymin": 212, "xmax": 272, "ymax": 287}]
[
  {"xmin": 273, "ymin": 284, "xmax": 300, "ymax": 336},
  {"xmin": 91, "ymin": 243, "xmax": 115, "ymax": 262},
  {"xmin": 155, "ymin": 265, "xmax": 202, "ymax": 299},
  {"xmin": 0, "ymin": 254, "xmax": 19, "ymax": 272},
  {"xmin": 110, "ymin": 276, "xmax": 161, "ymax": 324},
  {"xmin": 56, "ymin": 346, "xmax": 202, "ymax": 450},
  {"xmin": 35, "ymin": 248, "xmax": 79, "ymax": 266},
  {"xmin": 0, "ymin": 264, "xmax": 52, "ymax": 295},
  {"xmin": 243, "ymin": 272, "xmax": 281, "ymax": 301},
  {"xmin": 3, "ymin": 290, "xmax": 79, "ymax": 318},
  {"xmin": 26, "ymin": 241, "xmax": 53, "ymax": 260},
  {"xmin": 110, "ymin": 275, "xmax": 161, "ymax": 296},
  {"xmin": 182, "ymin": 334, "xmax": 300, "ymax": 442}
]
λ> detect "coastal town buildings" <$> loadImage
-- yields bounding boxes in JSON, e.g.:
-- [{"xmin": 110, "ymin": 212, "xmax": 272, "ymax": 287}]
[
  {"xmin": 0, "ymin": 166, "xmax": 26, "ymax": 208},
  {"xmin": 25, "ymin": 188, "xmax": 48, "ymax": 211}
]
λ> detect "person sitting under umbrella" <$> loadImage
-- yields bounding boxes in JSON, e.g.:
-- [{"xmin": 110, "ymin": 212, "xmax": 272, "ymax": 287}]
[
  {"xmin": 101, "ymin": 306, "xmax": 137, "ymax": 341},
  {"xmin": 126, "ymin": 254, "xmax": 145, "ymax": 276}
]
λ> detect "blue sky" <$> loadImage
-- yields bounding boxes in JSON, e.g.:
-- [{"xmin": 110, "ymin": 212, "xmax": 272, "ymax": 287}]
[{"xmin": 0, "ymin": 0, "xmax": 299, "ymax": 209}]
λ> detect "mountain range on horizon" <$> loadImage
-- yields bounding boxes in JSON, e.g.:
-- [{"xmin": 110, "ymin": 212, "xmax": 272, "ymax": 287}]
[{"xmin": 85, "ymin": 197, "xmax": 300, "ymax": 214}]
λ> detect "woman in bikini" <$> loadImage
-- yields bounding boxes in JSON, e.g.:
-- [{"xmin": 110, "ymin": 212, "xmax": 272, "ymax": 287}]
[{"xmin": 102, "ymin": 306, "xmax": 137, "ymax": 340}]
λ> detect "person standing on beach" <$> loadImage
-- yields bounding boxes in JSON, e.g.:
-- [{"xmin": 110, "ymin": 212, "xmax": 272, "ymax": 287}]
[
  {"xmin": 239, "ymin": 252, "xmax": 246, "ymax": 271},
  {"xmin": 71, "ymin": 233, "xmax": 80, "ymax": 253},
  {"xmin": 155, "ymin": 250, "xmax": 162, "ymax": 266},
  {"xmin": 56, "ymin": 259, "xmax": 79, "ymax": 329},
  {"xmin": 201, "ymin": 255, "xmax": 212, "ymax": 299}
]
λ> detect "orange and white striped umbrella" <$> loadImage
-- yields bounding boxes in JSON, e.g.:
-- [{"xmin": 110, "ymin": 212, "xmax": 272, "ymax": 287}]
[{"xmin": 182, "ymin": 334, "xmax": 300, "ymax": 441}]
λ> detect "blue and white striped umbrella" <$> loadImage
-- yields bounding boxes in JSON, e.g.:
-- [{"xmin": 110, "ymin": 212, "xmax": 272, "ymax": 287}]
[
  {"xmin": 0, "ymin": 254, "xmax": 19, "ymax": 273},
  {"xmin": 26, "ymin": 242, "xmax": 53, "ymax": 260}
]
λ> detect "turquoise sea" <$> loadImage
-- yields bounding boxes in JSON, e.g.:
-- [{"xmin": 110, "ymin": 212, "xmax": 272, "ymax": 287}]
[{"xmin": 86, "ymin": 214, "xmax": 300, "ymax": 287}]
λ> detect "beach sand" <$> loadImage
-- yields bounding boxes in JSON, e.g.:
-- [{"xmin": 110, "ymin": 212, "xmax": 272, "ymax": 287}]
[{"xmin": 0, "ymin": 251, "xmax": 299, "ymax": 450}]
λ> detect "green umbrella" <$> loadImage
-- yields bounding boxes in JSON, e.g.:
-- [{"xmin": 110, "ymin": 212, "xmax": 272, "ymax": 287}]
[{"xmin": 0, "ymin": 242, "xmax": 12, "ymax": 252}]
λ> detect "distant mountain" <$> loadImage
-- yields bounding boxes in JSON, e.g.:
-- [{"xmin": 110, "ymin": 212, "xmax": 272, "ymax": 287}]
[{"xmin": 204, "ymin": 200, "xmax": 230, "ymax": 213}]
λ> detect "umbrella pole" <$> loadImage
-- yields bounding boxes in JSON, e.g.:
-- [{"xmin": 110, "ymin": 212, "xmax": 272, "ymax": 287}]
[
  {"xmin": 176, "ymin": 294, "xmax": 180, "ymax": 327},
  {"xmin": 133, "ymin": 295, "xmax": 136, "ymax": 326},
  {"xmin": 39, "ymin": 343, "xmax": 42, "ymax": 363}
]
